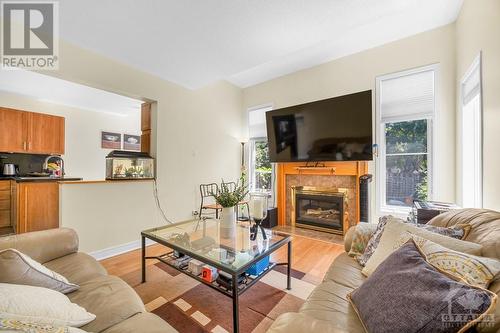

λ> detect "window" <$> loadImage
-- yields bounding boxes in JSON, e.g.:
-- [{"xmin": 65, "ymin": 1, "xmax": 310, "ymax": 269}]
[
  {"xmin": 250, "ymin": 140, "xmax": 272, "ymax": 190},
  {"xmin": 248, "ymin": 105, "xmax": 274, "ymax": 193},
  {"xmin": 376, "ymin": 65, "xmax": 437, "ymax": 215},
  {"xmin": 460, "ymin": 54, "xmax": 482, "ymax": 208}
]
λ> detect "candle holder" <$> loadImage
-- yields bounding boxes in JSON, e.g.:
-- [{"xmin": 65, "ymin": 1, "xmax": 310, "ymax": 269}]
[{"xmin": 249, "ymin": 192, "xmax": 268, "ymax": 240}]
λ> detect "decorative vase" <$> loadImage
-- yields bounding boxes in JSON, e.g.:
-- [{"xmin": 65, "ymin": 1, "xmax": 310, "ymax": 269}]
[{"xmin": 221, "ymin": 206, "xmax": 236, "ymax": 238}]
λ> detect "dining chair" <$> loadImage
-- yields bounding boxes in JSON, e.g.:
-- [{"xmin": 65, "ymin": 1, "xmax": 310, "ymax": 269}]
[{"xmin": 199, "ymin": 183, "xmax": 221, "ymax": 218}]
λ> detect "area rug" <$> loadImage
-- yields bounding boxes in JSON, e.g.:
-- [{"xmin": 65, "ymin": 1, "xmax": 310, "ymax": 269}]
[{"xmin": 121, "ymin": 262, "xmax": 317, "ymax": 333}]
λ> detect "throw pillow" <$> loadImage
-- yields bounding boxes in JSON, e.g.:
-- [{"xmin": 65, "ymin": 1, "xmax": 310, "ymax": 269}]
[
  {"xmin": 356, "ymin": 215, "xmax": 394, "ymax": 266},
  {"xmin": 396, "ymin": 232, "xmax": 500, "ymax": 289},
  {"xmin": 0, "ymin": 248, "xmax": 79, "ymax": 294},
  {"xmin": 347, "ymin": 223, "xmax": 377, "ymax": 258},
  {"xmin": 348, "ymin": 240, "xmax": 497, "ymax": 333},
  {"xmin": 362, "ymin": 218, "xmax": 482, "ymax": 276},
  {"xmin": 0, "ymin": 319, "xmax": 87, "ymax": 333},
  {"xmin": 357, "ymin": 216, "xmax": 469, "ymax": 266},
  {"xmin": 0, "ymin": 283, "xmax": 96, "ymax": 328}
]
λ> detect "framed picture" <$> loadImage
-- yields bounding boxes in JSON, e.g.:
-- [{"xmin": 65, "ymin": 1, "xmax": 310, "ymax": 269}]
[
  {"xmin": 101, "ymin": 131, "xmax": 121, "ymax": 149},
  {"xmin": 123, "ymin": 134, "xmax": 141, "ymax": 151}
]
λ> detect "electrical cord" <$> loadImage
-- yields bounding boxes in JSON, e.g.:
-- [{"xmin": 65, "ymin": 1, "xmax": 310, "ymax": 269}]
[{"xmin": 153, "ymin": 178, "xmax": 174, "ymax": 224}]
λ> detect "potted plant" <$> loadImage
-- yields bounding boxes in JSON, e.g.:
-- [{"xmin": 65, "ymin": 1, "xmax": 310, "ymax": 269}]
[{"xmin": 212, "ymin": 177, "xmax": 248, "ymax": 230}]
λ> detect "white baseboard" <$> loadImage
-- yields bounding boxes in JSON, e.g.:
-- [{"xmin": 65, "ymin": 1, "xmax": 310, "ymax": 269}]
[{"xmin": 89, "ymin": 239, "xmax": 156, "ymax": 261}]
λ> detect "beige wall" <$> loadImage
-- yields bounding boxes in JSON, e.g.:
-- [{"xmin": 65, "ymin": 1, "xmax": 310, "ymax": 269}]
[
  {"xmin": 60, "ymin": 181, "xmax": 160, "ymax": 254},
  {"xmin": 243, "ymin": 24, "xmax": 457, "ymax": 217},
  {"xmin": 0, "ymin": 91, "xmax": 141, "ymax": 181},
  {"xmin": 456, "ymin": 0, "xmax": 500, "ymax": 211},
  {"xmin": 44, "ymin": 41, "xmax": 244, "ymax": 253}
]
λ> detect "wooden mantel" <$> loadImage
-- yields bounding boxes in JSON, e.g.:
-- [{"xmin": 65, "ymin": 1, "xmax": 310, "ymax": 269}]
[{"xmin": 276, "ymin": 161, "xmax": 368, "ymax": 229}]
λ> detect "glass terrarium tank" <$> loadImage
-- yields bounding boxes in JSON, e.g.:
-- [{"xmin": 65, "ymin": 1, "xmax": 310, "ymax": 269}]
[{"xmin": 106, "ymin": 150, "xmax": 155, "ymax": 180}]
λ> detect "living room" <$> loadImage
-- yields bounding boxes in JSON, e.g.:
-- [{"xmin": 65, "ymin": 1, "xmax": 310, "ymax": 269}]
[{"xmin": 0, "ymin": 0, "xmax": 499, "ymax": 332}]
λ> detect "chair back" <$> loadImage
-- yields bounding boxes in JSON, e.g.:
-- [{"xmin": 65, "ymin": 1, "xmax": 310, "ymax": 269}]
[
  {"xmin": 222, "ymin": 181, "xmax": 236, "ymax": 192},
  {"xmin": 200, "ymin": 183, "xmax": 219, "ymax": 198}
]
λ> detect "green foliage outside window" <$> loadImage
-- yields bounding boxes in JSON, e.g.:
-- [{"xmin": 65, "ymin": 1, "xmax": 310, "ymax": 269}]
[{"xmin": 254, "ymin": 141, "xmax": 272, "ymax": 190}]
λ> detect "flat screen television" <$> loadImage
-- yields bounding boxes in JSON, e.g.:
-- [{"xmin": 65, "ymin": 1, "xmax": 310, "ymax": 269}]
[{"xmin": 265, "ymin": 90, "xmax": 373, "ymax": 162}]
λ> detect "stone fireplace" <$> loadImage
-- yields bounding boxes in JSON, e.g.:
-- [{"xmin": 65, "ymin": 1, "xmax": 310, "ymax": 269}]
[
  {"xmin": 276, "ymin": 162, "xmax": 368, "ymax": 235},
  {"xmin": 292, "ymin": 186, "xmax": 348, "ymax": 234}
]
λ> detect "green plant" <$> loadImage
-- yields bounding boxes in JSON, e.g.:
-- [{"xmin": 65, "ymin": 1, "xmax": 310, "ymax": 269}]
[{"xmin": 212, "ymin": 176, "xmax": 248, "ymax": 208}]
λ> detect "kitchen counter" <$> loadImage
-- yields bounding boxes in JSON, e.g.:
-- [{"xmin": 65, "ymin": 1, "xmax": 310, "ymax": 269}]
[{"xmin": 0, "ymin": 176, "xmax": 83, "ymax": 183}]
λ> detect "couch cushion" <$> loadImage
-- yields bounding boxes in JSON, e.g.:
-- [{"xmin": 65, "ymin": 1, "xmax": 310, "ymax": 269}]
[
  {"xmin": 68, "ymin": 275, "xmax": 145, "ymax": 333},
  {"xmin": 427, "ymin": 209, "xmax": 500, "ymax": 259},
  {"xmin": 101, "ymin": 313, "xmax": 177, "ymax": 333},
  {"xmin": 300, "ymin": 280, "xmax": 365, "ymax": 333},
  {"xmin": 44, "ymin": 252, "xmax": 107, "ymax": 285},
  {"xmin": 268, "ymin": 312, "xmax": 352, "ymax": 333},
  {"xmin": 362, "ymin": 218, "xmax": 482, "ymax": 276},
  {"xmin": 323, "ymin": 253, "xmax": 366, "ymax": 289}
]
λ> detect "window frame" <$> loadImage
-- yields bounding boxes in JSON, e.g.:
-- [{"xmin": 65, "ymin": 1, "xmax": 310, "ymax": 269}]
[
  {"xmin": 375, "ymin": 64, "xmax": 439, "ymax": 217},
  {"xmin": 459, "ymin": 53, "xmax": 483, "ymax": 208},
  {"xmin": 247, "ymin": 104, "xmax": 275, "ymax": 203}
]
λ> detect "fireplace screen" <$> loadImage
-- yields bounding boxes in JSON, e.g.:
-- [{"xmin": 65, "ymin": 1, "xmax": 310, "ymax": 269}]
[{"xmin": 295, "ymin": 193, "xmax": 344, "ymax": 232}]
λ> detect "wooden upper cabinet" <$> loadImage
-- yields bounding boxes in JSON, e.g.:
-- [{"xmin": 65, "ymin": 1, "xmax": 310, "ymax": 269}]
[
  {"xmin": 141, "ymin": 102, "xmax": 151, "ymax": 154},
  {"xmin": 0, "ymin": 107, "xmax": 28, "ymax": 153},
  {"xmin": 0, "ymin": 107, "xmax": 64, "ymax": 154},
  {"xmin": 28, "ymin": 112, "xmax": 65, "ymax": 154},
  {"xmin": 141, "ymin": 102, "xmax": 151, "ymax": 131}
]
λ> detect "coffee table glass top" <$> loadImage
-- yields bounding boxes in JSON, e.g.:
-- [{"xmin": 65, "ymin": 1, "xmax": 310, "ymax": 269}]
[{"xmin": 142, "ymin": 219, "xmax": 290, "ymax": 274}]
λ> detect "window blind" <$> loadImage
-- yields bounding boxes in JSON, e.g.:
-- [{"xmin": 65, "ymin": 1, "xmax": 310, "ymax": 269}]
[
  {"xmin": 248, "ymin": 105, "xmax": 272, "ymax": 138},
  {"xmin": 462, "ymin": 65, "xmax": 480, "ymax": 105},
  {"xmin": 380, "ymin": 69, "xmax": 435, "ymax": 122}
]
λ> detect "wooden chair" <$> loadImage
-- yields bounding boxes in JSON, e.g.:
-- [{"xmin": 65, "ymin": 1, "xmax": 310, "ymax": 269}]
[
  {"xmin": 199, "ymin": 183, "xmax": 222, "ymax": 218},
  {"xmin": 222, "ymin": 181, "xmax": 250, "ymax": 221}
]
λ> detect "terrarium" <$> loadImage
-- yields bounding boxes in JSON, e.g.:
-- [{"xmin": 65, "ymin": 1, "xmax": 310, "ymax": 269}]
[{"xmin": 106, "ymin": 150, "xmax": 154, "ymax": 180}]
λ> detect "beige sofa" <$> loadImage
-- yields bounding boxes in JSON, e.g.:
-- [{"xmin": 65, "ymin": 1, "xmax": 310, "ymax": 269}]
[
  {"xmin": 0, "ymin": 228, "xmax": 177, "ymax": 333},
  {"xmin": 268, "ymin": 209, "xmax": 500, "ymax": 333}
]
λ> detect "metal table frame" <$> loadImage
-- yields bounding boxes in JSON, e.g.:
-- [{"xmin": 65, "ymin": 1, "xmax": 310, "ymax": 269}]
[{"xmin": 141, "ymin": 226, "xmax": 292, "ymax": 333}]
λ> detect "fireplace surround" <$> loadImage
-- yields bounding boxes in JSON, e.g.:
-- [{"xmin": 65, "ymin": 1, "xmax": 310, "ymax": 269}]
[
  {"xmin": 291, "ymin": 186, "xmax": 348, "ymax": 234},
  {"xmin": 276, "ymin": 161, "xmax": 368, "ymax": 235}
]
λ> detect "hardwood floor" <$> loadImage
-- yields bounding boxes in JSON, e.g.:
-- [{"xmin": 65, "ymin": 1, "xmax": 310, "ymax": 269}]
[{"xmin": 100, "ymin": 233, "xmax": 345, "ymax": 283}]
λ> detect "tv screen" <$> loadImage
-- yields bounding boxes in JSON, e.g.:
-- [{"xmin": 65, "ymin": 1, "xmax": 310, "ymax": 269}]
[{"xmin": 266, "ymin": 90, "xmax": 372, "ymax": 162}]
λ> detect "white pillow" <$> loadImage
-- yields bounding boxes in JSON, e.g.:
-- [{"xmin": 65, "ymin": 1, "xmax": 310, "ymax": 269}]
[
  {"xmin": 0, "ymin": 283, "xmax": 95, "ymax": 328},
  {"xmin": 0, "ymin": 319, "xmax": 88, "ymax": 332},
  {"xmin": 362, "ymin": 218, "xmax": 482, "ymax": 276}
]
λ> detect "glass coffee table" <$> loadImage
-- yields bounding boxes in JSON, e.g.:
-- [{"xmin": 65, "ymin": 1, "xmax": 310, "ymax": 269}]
[{"xmin": 141, "ymin": 218, "xmax": 292, "ymax": 333}]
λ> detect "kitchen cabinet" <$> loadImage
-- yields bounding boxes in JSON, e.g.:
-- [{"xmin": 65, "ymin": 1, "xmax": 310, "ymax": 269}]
[
  {"xmin": 0, "ymin": 180, "xmax": 15, "ymax": 236},
  {"xmin": 0, "ymin": 107, "xmax": 65, "ymax": 154},
  {"xmin": 0, "ymin": 107, "xmax": 29, "ymax": 153},
  {"xmin": 17, "ymin": 182, "xmax": 59, "ymax": 234},
  {"xmin": 141, "ymin": 102, "xmax": 151, "ymax": 154},
  {"xmin": 28, "ymin": 112, "xmax": 65, "ymax": 154}
]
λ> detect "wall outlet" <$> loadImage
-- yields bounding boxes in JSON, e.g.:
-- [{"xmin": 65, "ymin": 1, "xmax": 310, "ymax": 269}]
[{"xmin": 192, "ymin": 210, "xmax": 199, "ymax": 216}]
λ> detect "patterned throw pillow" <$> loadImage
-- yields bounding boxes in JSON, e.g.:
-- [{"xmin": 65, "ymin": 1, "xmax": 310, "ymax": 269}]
[
  {"xmin": 356, "ymin": 215, "xmax": 470, "ymax": 267},
  {"xmin": 357, "ymin": 215, "xmax": 396, "ymax": 266},
  {"xmin": 396, "ymin": 232, "xmax": 500, "ymax": 289},
  {"xmin": 0, "ymin": 248, "xmax": 79, "ymax": 294},
  {"xmin": 349, "ymin": 240, "xmax": 497, "ymax": 333},
  {"xmin": 0, "ymin": 319, "xmax": 87, "ymax": 333},
  {"xmin": 347, "ymin": 223, "xmax": 377, "ymax": 258}
]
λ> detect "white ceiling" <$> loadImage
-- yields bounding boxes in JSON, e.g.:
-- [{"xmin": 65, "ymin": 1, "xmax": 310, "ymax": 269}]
[
  {"xmin": 59, "ymin": 0, "xmax": 463, "ymax": 89},
  {"xmin": 0, "ymin": 70, "xmax": 143, "ymax": 116}
]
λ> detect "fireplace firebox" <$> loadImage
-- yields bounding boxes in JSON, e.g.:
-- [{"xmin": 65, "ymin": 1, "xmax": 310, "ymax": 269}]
[{"xmin": 292, "ymin": 186, "xmax": 348, "ymax": 234}]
